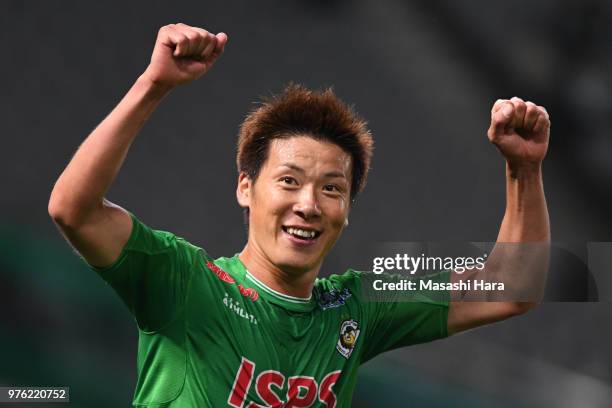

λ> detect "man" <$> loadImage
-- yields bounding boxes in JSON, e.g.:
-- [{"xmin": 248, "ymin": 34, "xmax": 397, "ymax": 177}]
[{"xmin": 48, "ymin": 23, "xmax": 550, "ymax": 407}]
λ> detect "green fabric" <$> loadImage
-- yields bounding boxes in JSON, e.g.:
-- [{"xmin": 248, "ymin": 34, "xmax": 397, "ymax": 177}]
[{"xmin": 87, "ymin": 213, "xmax": 449, "ymax": 407}]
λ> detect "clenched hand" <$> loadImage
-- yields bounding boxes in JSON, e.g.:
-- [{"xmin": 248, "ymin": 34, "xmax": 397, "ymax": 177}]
[
  {"xmin": 143, "ymin": 23, "xmax": 228, "ymax": 89},
  {"xmin": 488, "ymin": 97, "xmax": 550, "ymax": 168}
]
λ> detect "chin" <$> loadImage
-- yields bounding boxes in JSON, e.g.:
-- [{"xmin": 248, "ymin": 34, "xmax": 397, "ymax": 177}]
[{"xmin": 275, "ymin": 255, "xmax": 319, "ymax": 275}]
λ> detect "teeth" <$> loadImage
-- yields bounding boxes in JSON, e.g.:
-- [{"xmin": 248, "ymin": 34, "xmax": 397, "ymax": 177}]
[{"xmin": 287, "ymin": 227, "xmax": 316, "ymax": 239}]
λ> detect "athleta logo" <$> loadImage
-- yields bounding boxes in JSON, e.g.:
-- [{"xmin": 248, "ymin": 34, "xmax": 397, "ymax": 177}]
[
  {"xmin": 228, "ymin": 357, "xmax": 341, "ymax": 408},
  {"xmin": 206, "ymin": 262, "xmax": 259, "ymax": 301},
  {"xmin": 223, "ymin": 293, "xmax": 258, "ymax": 325}
]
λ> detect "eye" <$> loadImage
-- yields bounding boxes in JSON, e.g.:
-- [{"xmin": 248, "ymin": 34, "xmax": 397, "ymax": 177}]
[
  {"xmin": 281, "ymin": 176, "xmax": 297, "ymax": 185},
  {"xmin": 323, "ymin": 184, "xmax": 340, "ymax": 192}
]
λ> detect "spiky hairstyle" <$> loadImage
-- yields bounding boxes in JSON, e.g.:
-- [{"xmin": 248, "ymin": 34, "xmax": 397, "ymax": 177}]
[{"xmin": 236, "ymin": 84, "xmax": 374, "ymax": 202}]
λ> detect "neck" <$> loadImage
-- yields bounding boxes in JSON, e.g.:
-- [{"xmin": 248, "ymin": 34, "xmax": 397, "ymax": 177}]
[{"xmin": 239, "ymin": 243, "xmax": 319, "ymax": 299}]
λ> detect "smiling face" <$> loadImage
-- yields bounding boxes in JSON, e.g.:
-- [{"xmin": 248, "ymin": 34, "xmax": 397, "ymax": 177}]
[{"xmin": 237, "ymin": 136, "xmax": 352, "ymax": 275}]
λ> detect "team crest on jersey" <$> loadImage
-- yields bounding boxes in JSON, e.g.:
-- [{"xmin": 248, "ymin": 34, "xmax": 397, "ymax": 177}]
[
  {"xmin": 318, "ymin": 288, "xmax": 351, "ymax": 310},
  {"xmin": 336, "ymin": 319, "xmax": 360, "ymax": 359}
]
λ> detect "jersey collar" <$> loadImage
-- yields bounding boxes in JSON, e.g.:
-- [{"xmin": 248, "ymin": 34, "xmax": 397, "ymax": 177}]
[{"xmin": 227, "ymin": 254, "xmax": 318, "ymax": 313}]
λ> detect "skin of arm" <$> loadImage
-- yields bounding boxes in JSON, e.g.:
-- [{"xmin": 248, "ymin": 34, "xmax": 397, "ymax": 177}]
[
  {"xmin": 447, "ymin": 97, "xmax": 551, "ymax": 335},
  {"xmin": 48, "ymin": 23, "xmax": 227, "ymax": 267}
]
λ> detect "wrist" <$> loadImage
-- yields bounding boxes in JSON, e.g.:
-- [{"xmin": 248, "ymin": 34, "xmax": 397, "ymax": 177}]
[
  {"xmin": 506, "ymin": 161, "xmax": 542, "ymax": 181},
  {"xmin": 136, "ymin": 71, "xmax": 174, "ymax": 99}
]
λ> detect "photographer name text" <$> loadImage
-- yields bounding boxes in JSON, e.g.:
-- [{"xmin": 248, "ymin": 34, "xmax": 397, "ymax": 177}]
[{"xmin": 372, "ymin": 279, "xmax": 504, "ymax": 291}]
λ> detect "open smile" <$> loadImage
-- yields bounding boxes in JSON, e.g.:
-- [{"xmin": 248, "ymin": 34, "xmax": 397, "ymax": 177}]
[{"xmin": 281, "ymin": 225, "xmax": 322, "ymax": 246}]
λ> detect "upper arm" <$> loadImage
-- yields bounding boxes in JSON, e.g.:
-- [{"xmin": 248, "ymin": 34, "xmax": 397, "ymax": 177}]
[
  {"xmin": 52, "ymin": 203, "xmax": 197, "ymax": 332},
  {"xmin": 357, "ymin": 271, "xmax": 449, "ymax": 362},
  {"xmin": 447, "ymin": 301, "xmax": 534, "ymax": 335},
  {"xmin": 51, "ymin": 199, "xmax": 133, "ymax": 268},
  {"xmin": 446, "ymin": 266, "xmax": 536, "ymax": 335}
]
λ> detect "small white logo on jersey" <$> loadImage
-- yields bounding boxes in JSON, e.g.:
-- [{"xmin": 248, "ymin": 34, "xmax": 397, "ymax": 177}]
[
  {"xmin": 336, "ymin": 319, "xmax": 360, "ymax": 359},
  {"xmin": 223, "ymin": 293, "xmax": 258, "ymax": 325}
]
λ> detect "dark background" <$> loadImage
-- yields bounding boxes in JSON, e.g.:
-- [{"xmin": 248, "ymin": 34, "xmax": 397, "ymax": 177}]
[{"xmin": 1, "ymin": 1, "xmax": 611, "ymax": 406}]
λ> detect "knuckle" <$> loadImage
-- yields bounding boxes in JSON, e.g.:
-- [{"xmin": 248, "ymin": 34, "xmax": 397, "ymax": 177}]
[
  {"xmin": 201, "ymin": 34, "xmax": 213, "ymax": 46},
  {"xmin": 205, "ymin": 37, "xmax": 217, "ymax": 49}
]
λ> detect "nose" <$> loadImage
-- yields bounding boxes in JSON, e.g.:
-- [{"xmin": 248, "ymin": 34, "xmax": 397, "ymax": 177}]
[{"xmin": 293, "ymin": 186, "xmax": 322, "ymax": 220}]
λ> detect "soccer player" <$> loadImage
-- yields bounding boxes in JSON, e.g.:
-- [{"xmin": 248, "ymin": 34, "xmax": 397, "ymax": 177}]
[{"xmin": 48, "ymin": 23, "xmax": 551, "ymax": 407}]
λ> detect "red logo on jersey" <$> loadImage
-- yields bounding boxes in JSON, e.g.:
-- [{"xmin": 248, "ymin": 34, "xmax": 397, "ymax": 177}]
[
  {"xmin": 238, "ymin": 285, "xmax": 260, "ymax": 302},
  {"xmin": 207, "ymin": 261, "xmax": 236, "ymax": 284},
  {"xmin": 206, "ymin": 262, "xmax": 260, "ymax": 302},
  {"xmin": 228, "ymin": 357, "xmax": 341, "ymax": 408}
]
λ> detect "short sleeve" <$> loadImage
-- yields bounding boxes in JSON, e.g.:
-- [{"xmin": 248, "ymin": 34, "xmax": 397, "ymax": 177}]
[
  {"xmin": 358, "ymin": 271, "xmax": 450, "ymax": 363},
  {"xmin": 85, "ymin": 212, "xmax": 200, "ymax": 332}
]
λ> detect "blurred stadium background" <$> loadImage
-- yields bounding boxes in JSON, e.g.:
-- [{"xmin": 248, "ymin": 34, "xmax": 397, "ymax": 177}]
[{"xmin": 1, "ymin": 1, "xmax": 611, "ymax": 406}]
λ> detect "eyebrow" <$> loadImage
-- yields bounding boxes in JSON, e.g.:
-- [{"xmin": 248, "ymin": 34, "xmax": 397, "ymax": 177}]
[{"xmin": 279, "ymin": 163, "xmax": 347, "ymax": 179}]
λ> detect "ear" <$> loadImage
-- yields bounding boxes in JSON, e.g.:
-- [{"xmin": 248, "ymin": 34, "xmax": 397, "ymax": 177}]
[{"xmin": 236, "ymin": 172, "xmax": 252, "ymax": 208}]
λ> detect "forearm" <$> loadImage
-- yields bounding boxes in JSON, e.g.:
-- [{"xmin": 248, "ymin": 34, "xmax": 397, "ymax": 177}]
[
  {"xmin": 497, "ymin": 162, "xmax": 550, "ymax": 243},
  {"xmin": 484, "ymin": 162, "xmax": 550, "ymax": 304},
  {"xmin": 49, "ymin": 75, "xmax": 170, "ymax": 225},
  {"xmin": 451, "ymin": 163, "xmax": 550, "ymax": 324}
]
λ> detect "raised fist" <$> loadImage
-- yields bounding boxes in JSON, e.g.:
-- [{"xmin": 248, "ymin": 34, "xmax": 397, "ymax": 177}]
[
  {"xmin": 487, "ymin": 97, "xmax": 550, "ymax": 166},
  {"xmin": 143, "ymin": 23, "xmax": 228, "ymax": 89}
]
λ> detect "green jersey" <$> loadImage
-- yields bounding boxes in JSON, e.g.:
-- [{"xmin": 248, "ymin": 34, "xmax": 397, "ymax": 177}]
[{"xmin": 87, "ymin": 213, "xmax": 448, "ymax": 407}]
